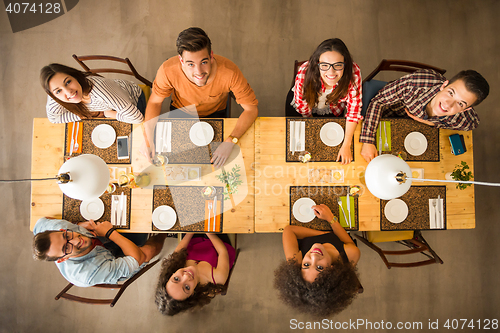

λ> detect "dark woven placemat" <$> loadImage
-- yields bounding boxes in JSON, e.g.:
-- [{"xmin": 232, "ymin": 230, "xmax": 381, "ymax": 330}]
[
  {"xmin": 289, "ymin": 186, "xmax": 358, "ymax": 231},
  {"xmin": 62, "ymin": 186, "xmax": 131, "ymax": 229},
  {"xmin": 64, "ymin": 119, "xmax": 132, "ymax": 164},
  {"xmin": 381, "ymin": 118, "xmax": 439, "ymax": 162},
  {"xmin": 155, "ymin": 119, "xmax": 223, "ymax": 164},
  {"xmin": 286, "ymin": 118, "xmax": 354, "ymax": 163},
  {"xmin": 380, "ymin": 185, "xmax": 446, "ymax": 230},
  {"xmin": 152, "ymin": 185, "xmax": 224, "ymax": 231}
]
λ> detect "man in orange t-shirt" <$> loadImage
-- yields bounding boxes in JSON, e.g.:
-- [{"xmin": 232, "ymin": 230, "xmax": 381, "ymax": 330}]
[{"xmin": 141, "ymin": 27, "xmax": 259, "ymax": 167}]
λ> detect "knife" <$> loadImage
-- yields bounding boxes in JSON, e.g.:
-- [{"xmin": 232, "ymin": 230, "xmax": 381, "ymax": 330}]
[
  {"xmin": 296, "ymin": 121, "xmax": 301, "ymax": 151},
  {"xmin": 437, "ymin": 195, "xmax": 441, "ymax": 229},
  {"xmin": 346, "ymin": 193, "xmax": 351, "ymax": 228},
  {"xmin": 69, "ymin": 122, "xmax": 76, "ymax": 156},
  {"xmin": 166, "ymin": 122, "xmax": 172, "ymax": 152},
  {"xmin": 120, "ymin": 192, "xmax": 125, "ymax": 226},
  {"xmin": 212, "ymin": 195, "xmax": 217, "ymax": 232},
  {"xmin": 291, "ymin": 121, "xmax": 295, "ymax": 155}
]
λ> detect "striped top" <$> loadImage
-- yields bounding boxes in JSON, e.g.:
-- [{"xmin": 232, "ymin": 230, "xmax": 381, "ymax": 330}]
[{"xmin": 46, "ymin": 75, "xmax": 144, "ymax": 124}]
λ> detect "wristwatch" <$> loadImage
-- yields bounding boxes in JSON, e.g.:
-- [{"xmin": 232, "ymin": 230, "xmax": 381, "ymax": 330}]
[{"xmin": 228, "ymin": 135, "xmax": 239, "ymax": 144}]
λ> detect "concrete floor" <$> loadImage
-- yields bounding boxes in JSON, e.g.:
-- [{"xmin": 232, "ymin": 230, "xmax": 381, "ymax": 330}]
[{"xmin": 1, "ymin": 1, "xmax": 499, "ymax": 332}]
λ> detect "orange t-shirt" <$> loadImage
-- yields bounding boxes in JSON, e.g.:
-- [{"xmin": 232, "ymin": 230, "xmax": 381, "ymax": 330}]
[{"xmin": 152, "ymin": 55, "xmax": 258, "ymax": 117}]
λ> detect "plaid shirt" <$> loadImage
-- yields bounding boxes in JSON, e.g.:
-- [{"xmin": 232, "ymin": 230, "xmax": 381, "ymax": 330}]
[
  {"xmin": 292, "ymin": 61, "xmax": 363, "ymax": 122},
  {"xmin": 360, "ymin": 69, "xmax": 480, "ymax": 144}
]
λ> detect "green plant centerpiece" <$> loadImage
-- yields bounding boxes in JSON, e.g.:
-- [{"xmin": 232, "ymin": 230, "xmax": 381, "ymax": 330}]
[
  {"xmin": 216, "ymin": 164, "xmax": 243, "ymax": 200},
  {"xmin": 450, "ymin": 161, "xmax": 473, "ymax": 190}
]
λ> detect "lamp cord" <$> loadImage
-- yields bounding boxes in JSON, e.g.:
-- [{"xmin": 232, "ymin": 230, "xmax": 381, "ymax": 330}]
[
  {"xmin": 407, "ymin": 177, "xmax": 500, "ymax": 187},
  {"xmin": 0, "ymin": 177, "xmax": 58, "ymax": 183}
]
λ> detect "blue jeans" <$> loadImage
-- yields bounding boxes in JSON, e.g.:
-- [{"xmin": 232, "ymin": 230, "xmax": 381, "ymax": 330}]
[{"xmin": 137, "ymin": 91, "xmax": 147, "ymax": 116}]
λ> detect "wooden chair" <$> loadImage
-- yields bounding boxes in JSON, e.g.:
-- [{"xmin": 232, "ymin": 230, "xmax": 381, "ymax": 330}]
[
  {"xmin": 291, "ymin": 60, "xmax": 307, "ymax": 89},
  {"xmin": 54, "ymin": 258, "xmax": 160, "ymax": 307},
  {"xmin": 361, "ymin": 59, "xmax": 446, "ymax": 116},
  {"xmin": 72, "ymin": 54, "xmax": 152, "ymax": 87},
  {"xmin": 354, "ymin": 230, "xmax": 443, "ymax": 269},
  {"xmin": 220, "ymin": 234, "xmax": 239, "ymax": 295}
]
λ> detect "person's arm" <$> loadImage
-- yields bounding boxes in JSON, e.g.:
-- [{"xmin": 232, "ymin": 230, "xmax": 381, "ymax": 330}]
[
  {"xmin": 207, "ymin": 234, "xmax": 230, "ymax": 284},
  {"xmin": 89, "ymin": 220, "xmax": 146, "ymax": 265},
  {"xmin": 292, "ymin": 62, "xmax": 313, "ymax": 117},
  {"xmin": 140, "ymin": 90, "xmax": 165, "ymax": 162},
  {"xmin": 337, "ymin": 121, "xmax": 357, "ymax": 164},
  {"xmin": 405, "ymin": 108, "xmax": 434, "ymax": 126},
  {"xmin": 312, "ymin": 204, "xmax": 354, "ymax": 245},
  {"xmin": 174, "ymin": 233, "xmax": 194, "ymax": 252},
  {"xmin": 282, "ymin": 225, "xmax": 329, "ymax": 262},
  {"xmin": 92, "ymin": 78, "xmax": 144, "ymax": 124},
  {"xmin": 210, "ymin": 103, "xmax": 258, "ymax": 168},
  {"xmin": 46, "ymin": 96, "xmax": 81, "ymax": 124},
  {"xmin": 338, "ymin": 63, "xmax": 362, "ymax": 164}
]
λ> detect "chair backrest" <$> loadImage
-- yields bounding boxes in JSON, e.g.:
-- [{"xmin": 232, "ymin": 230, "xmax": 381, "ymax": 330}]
[
  {"xmin": 220, "ymin": 234, "xmax": 238, "ymax": 295},
  {"xmin": 363, "ymin": 59, "xmax": 446, "ymax": 83},
  {"xmin": 361, "ymin": 59, "xmax": 446, "ymax": 116},
  {"xmin": 72, "ymin": 54, "xmax": 152, "ymax": 88},
  {"xmin": 291, "ymin": 60, "xmax": 307, "ymax": 89},
  {"xmin": 54, "ymin": 258, "xmax": 160, "ymax": 307},
  {"xmin": 354, "ymin": 231, "xmax": 443, "ymax": 269}
]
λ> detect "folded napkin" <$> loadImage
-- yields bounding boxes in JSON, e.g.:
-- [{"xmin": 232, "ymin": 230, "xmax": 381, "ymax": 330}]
[
  {"xmin": 339, "ymin": 196, "xmax": 355, "ymax": 228},
  {"xmin": 67, "ymin": 122, "xmax": 83, "ymax": 154},
  {"xmin": 204, "ymin": 200, "xmax": 221, "ymax": 232},
  {"xmin": 376, "ymin": 121, "xmax": 391, "ymax": 152},
  {"xmin": 155, "ymin": 122, "xmax": 172, "ymax": 153},
  {"xmin": 111, "ymin": 194, "xmax": 127, "ymax": 227},
  {"xmin": 289, "ymin": 121, "xmax": 306, "ymax": 152},
  {"xmin": 429, "ymin": 198, "xmax": 444, "ymax": 229}
]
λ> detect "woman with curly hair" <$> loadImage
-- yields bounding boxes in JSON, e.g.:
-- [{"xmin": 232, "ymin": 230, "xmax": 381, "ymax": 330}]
[
  {"xmin": 40, "ymin": 63, "xmax": 146, "ymax": 124},
  {"xmin": 286, "ymin": 38, "xmax": 363, "ymax": 164},
  {"xmin": 274, "ymin": 204, "xmax": 360, "ymax": 317},
  {"xmin": 155, "ymin": 233, "xmax": 236, "ymax": 316}
]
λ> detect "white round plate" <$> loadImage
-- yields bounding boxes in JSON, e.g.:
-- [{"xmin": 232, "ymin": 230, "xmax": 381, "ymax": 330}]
[
  {"xmin": 292, "ymin": 198, "xmax": 316, "ymax": 223},
  {"xmin": 91, "ymin": 124, "xmax": 116, "ymax": 149},
  {"xmin": 80, "ymin": 198, "xmax": 105, "ymax": 220},
  {"xmin": 404, "ymin": 132, "xmax": 427, "ymax": 156},
  {"xmin": 152, "ymin": 205, "xmax": 177, "ymax": 230},
  {"xmin": 320, "ymin": 122, "xmax": 344, "ymax": 147},
  {"xmin": 189, "ymin": 122, "xmax": 214, "ymax": 147},
  {"xmin": 384, "ymin": 199, "xmax": 409, "ymax": 223}
]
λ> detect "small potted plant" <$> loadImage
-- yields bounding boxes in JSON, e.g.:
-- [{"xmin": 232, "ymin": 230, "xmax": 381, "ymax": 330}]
[{"xmin": 450, "ymin": 161, "xmax": 473, "ymax": 190}]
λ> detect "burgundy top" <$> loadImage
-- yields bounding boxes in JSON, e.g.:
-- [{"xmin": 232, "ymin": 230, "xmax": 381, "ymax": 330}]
[{"xmin": 186, "ymin": 237, "xmax": 236, "ymax": 284}]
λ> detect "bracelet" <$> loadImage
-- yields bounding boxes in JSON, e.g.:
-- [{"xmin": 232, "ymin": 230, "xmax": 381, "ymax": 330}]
[{"xmin": 105, "ymin": 228, "xmax": 116, "ymax": 239}]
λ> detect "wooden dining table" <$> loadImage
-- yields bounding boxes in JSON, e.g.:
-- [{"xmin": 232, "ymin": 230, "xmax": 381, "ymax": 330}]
[
  {"xmin": 254, "ymin": 117, "xmax": 475, "ymax": 232},
  {"xmin": 30, "ymin": 118, "xmax": 255, "ymax": 233}
]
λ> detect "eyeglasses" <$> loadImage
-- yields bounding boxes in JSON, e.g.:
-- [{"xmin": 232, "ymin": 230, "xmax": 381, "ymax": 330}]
[
  {"xmin": 318, "ymin": 62, "xmax": 345, "ymax": 71},
  {"xmin": 57, "ymin": 230, "xmax": 74, "ymax": 259}
]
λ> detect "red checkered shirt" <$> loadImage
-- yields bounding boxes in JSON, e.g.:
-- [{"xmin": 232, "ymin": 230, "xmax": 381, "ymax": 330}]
[
  {"xmin": 360, "ymin": 69, "xmax": 480, "ymax": 144},
  {"xmin": 291, "ymin": 61, "xmax": 363, "ymax": 122}
]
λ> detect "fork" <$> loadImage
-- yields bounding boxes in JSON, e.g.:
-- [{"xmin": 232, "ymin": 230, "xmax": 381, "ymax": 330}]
[
  {"xmin": 112, "ymin": 195, "xmax": 120, "ymax": 226},
  {"xmin": 208, "ymin": 201, "xmax": 213, "ymax": 232},
  {"xmin": 383, "ymin": 122, "xmax": 389, "ymax": 151},
  {"xmin": 74, "ymin": 122, "xmax": 80, "ymax": 153},
  {"xmin": 337, "ymin": 198, "xmax": 348, "ymax": 226}
]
